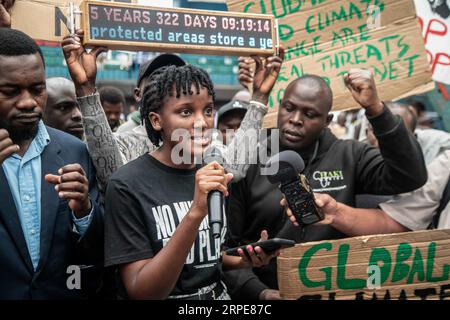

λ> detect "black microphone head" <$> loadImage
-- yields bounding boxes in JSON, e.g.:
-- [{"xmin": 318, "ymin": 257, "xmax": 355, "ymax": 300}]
[
  {"xmin": 265, "ymin": 150, "xmax": 305, "ymax": 184},
  {"xmin": 204, "ymin": 145, "xmax": 224, "ymax": 165},
  {"xmin": 204, "ymin": 145, "xmax": 225, "ymax": 238}
]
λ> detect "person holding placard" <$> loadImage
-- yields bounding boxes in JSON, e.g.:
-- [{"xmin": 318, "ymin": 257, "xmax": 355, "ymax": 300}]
[
  {"xmin": 62, "ymin": 30, "xmax": 280, "ymax": 193},
  {"xmin": 62, "ymin": 29, "xmax": 285, "ymax": 299},
  {"xmin": 101, "ymin": 53, "xmax": 285, "ymax": 300},
  {"xmin": 224, "ymin": 66, "xmax": 429, "ymax": 300}
]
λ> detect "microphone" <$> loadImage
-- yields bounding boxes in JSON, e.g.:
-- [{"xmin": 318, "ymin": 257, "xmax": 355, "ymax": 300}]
[
  {"xmin": 203, "ymin": 146, "xmax": 225, "ymax": 238},
  {"xmin": 265, "ymin": 151, "xmax": 324, "ymax": 226},
  {"xmin": 265, "ymin": 150, "xmax": 305, "ymax": 185}
]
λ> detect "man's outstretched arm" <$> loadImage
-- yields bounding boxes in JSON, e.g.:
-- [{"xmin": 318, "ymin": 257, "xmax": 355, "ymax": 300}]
[{"xmin": 283, "ymin": 193, "xmax": 409, "ymax": 237}]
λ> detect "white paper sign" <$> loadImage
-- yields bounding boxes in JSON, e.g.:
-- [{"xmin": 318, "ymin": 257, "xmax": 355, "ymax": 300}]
[{"xmin": 414, "ymin": 0, "xmax": 450, "ymax": 84}]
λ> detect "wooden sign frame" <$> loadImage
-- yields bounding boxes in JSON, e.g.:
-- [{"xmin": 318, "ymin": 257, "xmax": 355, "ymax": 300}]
[{"xmin": 80, "ymin": 0, "xmax": 277, "ymax": 56}]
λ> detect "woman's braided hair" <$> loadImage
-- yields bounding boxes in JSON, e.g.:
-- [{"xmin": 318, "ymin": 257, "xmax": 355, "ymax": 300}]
[{"xmin": 140, "ymin": 64, "xmax": 215, "ymax": 147}]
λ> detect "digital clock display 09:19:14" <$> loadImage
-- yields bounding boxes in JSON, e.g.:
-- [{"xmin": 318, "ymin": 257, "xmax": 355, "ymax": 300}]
[{"xmin": 221, "ymin": 17, "xmax": 271, "ymax": 33}]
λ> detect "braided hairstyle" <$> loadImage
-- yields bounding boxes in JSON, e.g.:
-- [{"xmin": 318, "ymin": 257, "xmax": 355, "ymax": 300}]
[{"xmin": 140, "ymin": 64, "xmax": 215, "ymax": 147}]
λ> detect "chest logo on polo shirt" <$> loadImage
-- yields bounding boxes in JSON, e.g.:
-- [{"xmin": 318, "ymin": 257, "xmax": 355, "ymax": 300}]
[{"xmin": 312, "ymin": 170, "xmax": 347, "ymax": 191}]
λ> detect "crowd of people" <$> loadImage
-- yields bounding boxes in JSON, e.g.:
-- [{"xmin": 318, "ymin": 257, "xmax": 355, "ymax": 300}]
[{"xmin": 0, "ymin": 3, "xmax": 449, "ymax": 300}]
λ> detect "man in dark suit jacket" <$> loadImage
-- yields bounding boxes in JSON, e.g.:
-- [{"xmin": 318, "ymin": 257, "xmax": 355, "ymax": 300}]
[{"xmin": 0, "ymin": 28, "xmax": 104, "ymax": 299}]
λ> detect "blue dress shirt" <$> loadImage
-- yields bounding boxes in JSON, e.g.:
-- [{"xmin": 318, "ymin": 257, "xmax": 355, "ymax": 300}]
[{"xmin": 2, "ymin": 121, "xmax": 92, "ymax": 270}]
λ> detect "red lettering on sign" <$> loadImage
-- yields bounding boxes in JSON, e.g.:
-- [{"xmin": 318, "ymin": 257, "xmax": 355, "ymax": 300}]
[
  {"xmin": 431, "ymin": 52, "xmax": 450, "ymax": 74},
  {"xmin": 419, "ymin": 17, "xmax": 448, "ymax": 44},
  {"xmin": 418, "ymin": 16, "xmax": 449, "ymax": 77}
]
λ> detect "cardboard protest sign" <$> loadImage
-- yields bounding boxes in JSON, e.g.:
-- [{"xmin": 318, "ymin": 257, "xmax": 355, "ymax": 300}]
[
  {"xmin": 11, "ymin": 0, "xmax": 137, "ymax": 42},
  {"xmin": 278, "ymin": 229, "xmax": 450, "ymax": 300},
  {"xmin": 414, "ymin": 0, "xmax": 450, "ymax": 85},
  {"xmin": 227, "ymin": 0, "xmax": 434, "ymax": 127},
  {"xmin": 80, "ymin": 0, "xmax": 276, "ymax": 56}
]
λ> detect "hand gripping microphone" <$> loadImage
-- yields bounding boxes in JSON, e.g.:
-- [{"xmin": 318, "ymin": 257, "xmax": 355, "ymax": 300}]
[
  {"xmin": 203, "ymin": 145, "xmax": 225, "ymax": 238},
  {"xmin": 265, "ymin": 150, "xmax": 324, "ymax": 226}
]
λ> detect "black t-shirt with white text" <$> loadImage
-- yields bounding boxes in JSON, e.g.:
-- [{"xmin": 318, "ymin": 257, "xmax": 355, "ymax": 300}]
[{"xmin": 105, "ymin": 154, "xmax": 226, "ymax": 296}]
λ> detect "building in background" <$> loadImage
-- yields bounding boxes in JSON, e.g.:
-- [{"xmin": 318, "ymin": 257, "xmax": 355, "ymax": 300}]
[{"xmin": 39, "ymin": 0, "xmax": 241, "ymax": 116}]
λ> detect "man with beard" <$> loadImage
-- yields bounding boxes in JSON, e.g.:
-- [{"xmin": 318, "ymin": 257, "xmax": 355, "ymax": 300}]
[
  {"xmin": 0, "ymin": 28, "xmax": 103, "ymax": 299},
  {"xmin": 224, "ymin": 70, "xmax": 428, "ymax": 300},
  {"xmin": 43, "ymin": 77, "xmax": 84, "ymax": 140}
]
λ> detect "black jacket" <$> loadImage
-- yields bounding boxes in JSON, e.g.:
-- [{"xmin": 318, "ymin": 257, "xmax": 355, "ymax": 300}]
[
  {"xmin": 224, "ymin": 107, "xmax": 427, "ymax": 300},
  {"xmin": 0, "ymin": 127, "xmax": 104, "ymax": 299}
]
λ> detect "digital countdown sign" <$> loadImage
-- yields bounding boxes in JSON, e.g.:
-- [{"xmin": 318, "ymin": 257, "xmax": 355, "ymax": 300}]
[{"xmin": 81, "ymin": 0, "xmax": 277, "ymax": 56}]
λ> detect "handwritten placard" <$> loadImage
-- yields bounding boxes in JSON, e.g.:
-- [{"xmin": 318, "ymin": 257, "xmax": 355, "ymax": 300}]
[
  {"xmin": 278, "ymin": 229, "xmax": 450, "ymax": 300},
  {"xmin": 11, "ymin": 0, "xmax": 137, "ymax": 42},
  {"xmin": 81, "ymin": 0, "xmax": 276, "ymax": 55},
  {"xmin": 227, "ymin": 0, "xmax": 433, "ymax": 127}
]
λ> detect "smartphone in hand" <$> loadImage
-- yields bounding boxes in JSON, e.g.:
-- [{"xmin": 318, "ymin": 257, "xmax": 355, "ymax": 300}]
[{"xmin": 224, "ymin": 238, "xmax": 295, "ymax": 256}]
